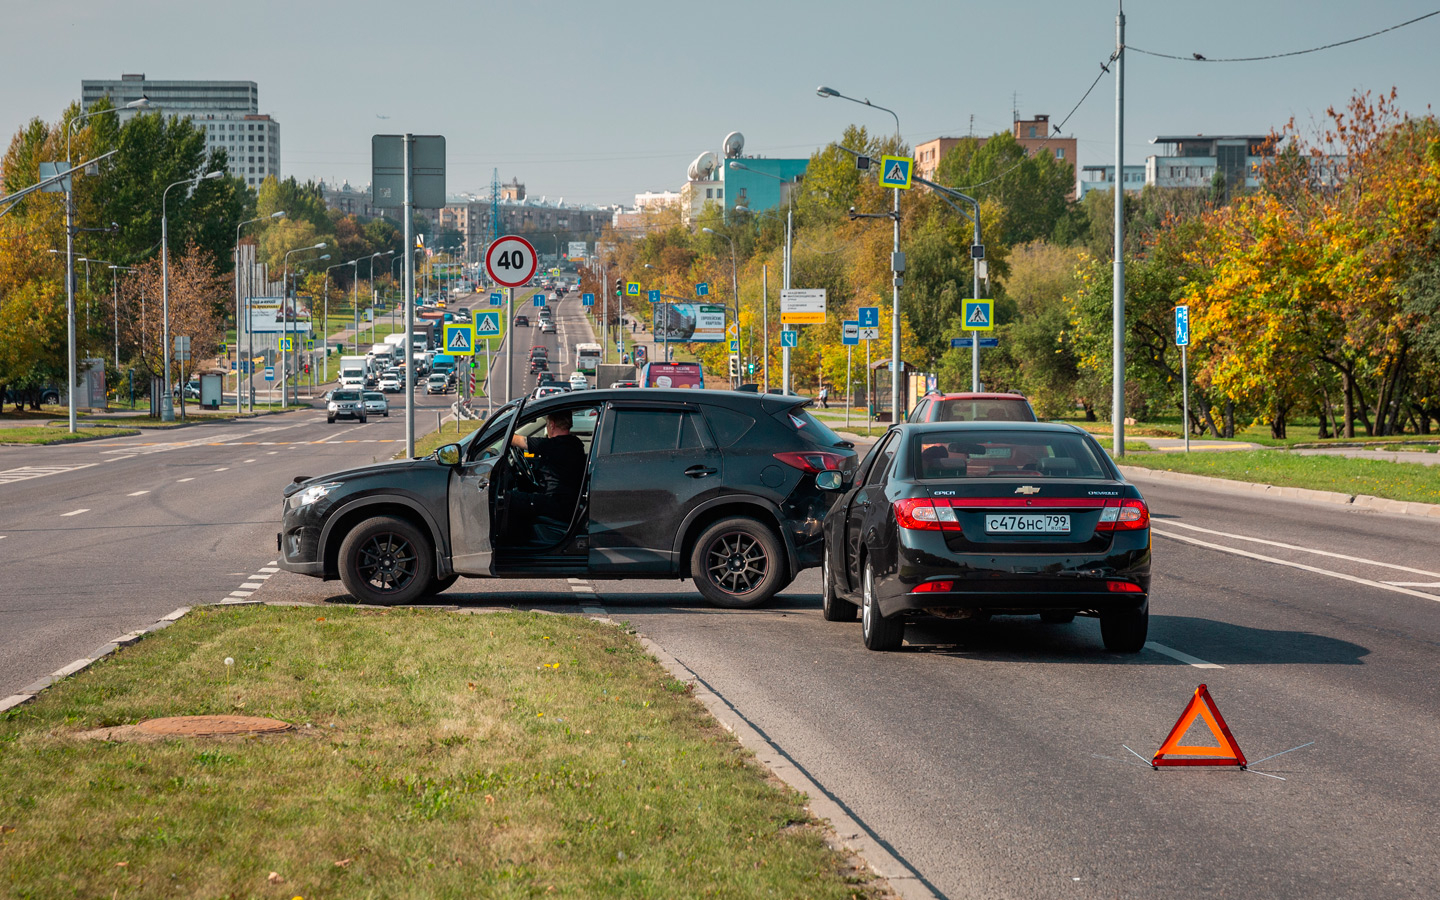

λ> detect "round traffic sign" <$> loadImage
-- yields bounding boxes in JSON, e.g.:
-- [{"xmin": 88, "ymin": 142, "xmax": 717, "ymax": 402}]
[{"xmin": 485, "ymin": 235, "xmax": 538, "ymax": 288}]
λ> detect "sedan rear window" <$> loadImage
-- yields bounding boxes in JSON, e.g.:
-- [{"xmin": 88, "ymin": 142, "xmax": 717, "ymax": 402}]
[
  {"xmin": 914, "ymin": 430, "xmax": 1109, "ymax": 479},
  {"xmin": 933, "ymin": 398, "xmax": 1036, "ymax": 422}
]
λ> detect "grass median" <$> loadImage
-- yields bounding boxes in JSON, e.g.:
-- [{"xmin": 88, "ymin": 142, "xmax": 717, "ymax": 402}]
[
  {"xmin": 0, "ymin": 605, "xmax": 879, "ymax": 899},
  {"xmin": 0, "ymin": 425, "xmax": 140, "ymax": 444},
  {"xmin": 1120, "ymin": 449, "xmax": 1440, "ymax": 505}
]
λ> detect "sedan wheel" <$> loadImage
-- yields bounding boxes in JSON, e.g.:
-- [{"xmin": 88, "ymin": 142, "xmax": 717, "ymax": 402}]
[
  {"xmin": 821, "ymin": 550, "xmax": 858, "ymax": 622},
  {"xmin": 1100, "ymin": 601, "xmax": 1149, "ymax": 653},
  {"xmin": 337, "ymin": 515, "xmax": 435, "ymax": 606},
  {"xmin": 691, "ymin": 517, "xmax": 784, "ymax": 609},
  {"xmin": 861, "ymin": 561, "xmax": 904, "ymax": 651}
]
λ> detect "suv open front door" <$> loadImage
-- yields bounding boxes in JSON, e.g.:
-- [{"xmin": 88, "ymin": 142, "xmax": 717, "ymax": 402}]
[{"xmin": 448, "ymin": 400, "xmax": 524, "ymax": 575}]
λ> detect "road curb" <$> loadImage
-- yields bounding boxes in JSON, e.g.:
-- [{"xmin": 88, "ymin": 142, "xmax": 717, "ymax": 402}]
[
  {"xmin": 635, "ymin": 632, "xmax": 937, "ymax": 900},
  {"xmin": 1118, "ymin": 465, "xmax": 1440, "ymax": 518}
]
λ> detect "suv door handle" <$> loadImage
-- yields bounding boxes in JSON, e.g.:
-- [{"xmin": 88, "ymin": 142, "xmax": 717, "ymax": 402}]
[{"xmin": 684, "ymin": 465, "xmax": 718, "ymax": 478}]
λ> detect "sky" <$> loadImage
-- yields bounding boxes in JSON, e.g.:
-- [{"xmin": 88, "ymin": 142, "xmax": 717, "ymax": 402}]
[{"xmin": 7, "ymin": 1, "xmax": 1440, "ymax": 207}]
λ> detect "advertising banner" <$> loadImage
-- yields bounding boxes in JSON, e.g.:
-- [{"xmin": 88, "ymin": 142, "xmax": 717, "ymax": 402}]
[
  {"xmin": 567, "ymin": 241, "xmax": 588, "ymax": 260},
  {"xmin": 654, "ymin": 303, "xmax": 727, "ymax": 342},
  {"xmin": 246, "ymin": 297, "xmax": 283, "ymax": 332}
]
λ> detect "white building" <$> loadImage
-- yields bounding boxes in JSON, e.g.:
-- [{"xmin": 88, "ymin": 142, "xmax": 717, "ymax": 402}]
[
  {"xmin": 1077, "ymin": 164, "xmax": 1147, "ymax": 199},
  {"xmin": 635, "ymin": 190, "xmax": 682, "ymax": 210},
  {"xmin": 81, "ymin": 73, "xmax": 281, "ymax": 189}
]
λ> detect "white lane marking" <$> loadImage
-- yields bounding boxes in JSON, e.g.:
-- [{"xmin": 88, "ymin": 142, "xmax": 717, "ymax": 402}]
[
  {"xmin": 1163, "ymin": 520, "xmax": 1440, "ymax": 580},
  {"xmin": 229, "ymin": 590, "xmax": 254, "ymax": 598},
  {"xmin": 251, "ymin": 573, "xmax": 272, "ymax": 580},
  {"xmin": 177, "ymin": 477, "xmax": 194, "ymax": 483},
  {"xmin": 566, "ymin": 578, "xmax": 587, "ymax": 584},
  {"xmin": 1145, "ymin": 642, "xmax": 1223, "ymax": 669},
  {"xmin": 240, "ymin": 582, "xmax": 263, "ymax": 589},
  {"xmin": 259, "ymin": 567, "xmax": 279, "ymax": 573},
  {"xmin": 1154, "ymin": 527, "xmax": 1440, "ymax": 604},
  {"xmin": 128, "ymin": 490, "xmax": 150, "ymax": 496},
  {"xmin": 214, "ymin": 467, "xmax": 229, "ymax": 472},
  {"xmin": 244, "ymin": 459, "xmax": 256, "ymax": 463},
  {"xmin": 0, "ymin": 536, "xmax": 7, "ymax": 540},
  {"xmin": 1385, "ymin": 582, "xmax": 1440, "ymax": 587},
  {"xmin": 61, "ymin": 509, "xmax": 90, "ymax": 517},
  {"xmin": 0, "ymin": 463, "xmax": 99, "ymax": 485}
]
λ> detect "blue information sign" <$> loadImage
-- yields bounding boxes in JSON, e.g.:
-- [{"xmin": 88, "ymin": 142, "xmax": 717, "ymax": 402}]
[
  {"xmin": 781, "ymin": 329, "xmax": 799, "ymax": 348},
  {"xmin": 696, "ymin": 282, "xmax": 710, "ymax": 296},
  {"xmin": 263, "ymin": 366, "xmax": 275, "ymax": 382},
  {"xmin": 582, "ymin": 292, "xmax": 595, "ymax": 307},
  {"xmin": 859, "ymin": 306, "xmax": 880, "ymax": 328},
  {"xmin": 489, "ymin": 292, "xmax": 503, "ymax": 306},
  {"xmin": 647, "ymin": 289, "xmax": 661, "ymax": 303},
  {"xmin": 534, "ymin": 294, "xmax": 546, "ymax": 307},
  {"xmin": 1175, "ymin": 305, "xmax": 1190, "ymax": 347},
  {"xmin": 842, "ymin": 321, "xmax": 859, "ymax": 346},
  {"xmin": 951, "ymin": 337, "xmax": 999, "ymax": 348}
]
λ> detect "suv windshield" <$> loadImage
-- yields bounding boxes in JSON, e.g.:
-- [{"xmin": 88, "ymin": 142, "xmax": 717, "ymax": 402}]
[
  {"xmin": 332, "ymin": 391, "xmax": 360, "ymax": 401},
  {"xmin": 914, "ymin": 429, "xmax": 1110, "ymax": 479}
]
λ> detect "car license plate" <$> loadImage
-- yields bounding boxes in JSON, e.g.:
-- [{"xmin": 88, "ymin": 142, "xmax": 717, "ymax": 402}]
[{"xmin": 985, "ymin": 514, "xmax": 1070, "ymax": 534}]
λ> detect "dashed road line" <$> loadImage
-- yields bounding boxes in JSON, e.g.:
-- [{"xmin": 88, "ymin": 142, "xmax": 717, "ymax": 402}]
[
  {"xmin": 177, "ymin": 477, "xmax": 194, "ymax": 483},
  {"xmin": 128, "ymin": 490, "xmax": 149, "ymax": 496},
  {"xmin": 61, "ymin": 509, "xmax": 90, "ymax": 517},
  {"xmin": 214, "ymin": 467, "xmax": 229, "ymax": 472}
]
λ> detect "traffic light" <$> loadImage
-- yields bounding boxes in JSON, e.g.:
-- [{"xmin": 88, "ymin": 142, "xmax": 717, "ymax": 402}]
[
  {"xmin": 748, "ymin": 362, "xmax": 755, "ymax": 375},
  {"xmin": 614, "ymin": 278, "xmax": 623, "ymax": 297},
  {"xmin": 303, "ymin": 362, "xmax": 311, "ymax": 374},
  {"xmin": 728, "ymin": 355, "xmax": 739, "ymax": 378}
]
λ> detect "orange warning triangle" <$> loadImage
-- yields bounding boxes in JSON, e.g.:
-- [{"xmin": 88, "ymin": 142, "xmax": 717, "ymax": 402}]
[{"xmin": 1151, "ymin": 684, "xmax": 1247, "ymax": 768}]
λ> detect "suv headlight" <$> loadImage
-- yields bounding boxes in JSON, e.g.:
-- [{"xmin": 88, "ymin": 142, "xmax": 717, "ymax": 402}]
[
  {"xmin": 291, "ymin": 481, "xmax": 340, "ymax": 510},
  {"xmin": 327, "ymin": 402, "xmax": 338, "ymax": 410}
]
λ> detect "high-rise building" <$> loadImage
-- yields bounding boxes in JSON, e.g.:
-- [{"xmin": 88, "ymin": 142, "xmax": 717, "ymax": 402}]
[{"xmin": 81, "ymin": 73, "xmax": 281, "ymax": 188}]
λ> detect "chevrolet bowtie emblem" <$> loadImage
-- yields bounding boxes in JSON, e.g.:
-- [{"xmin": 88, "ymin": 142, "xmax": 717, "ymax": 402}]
[{"xmin": 1014, "ymin": 485, "xmax": 1041, "ymax": 495}]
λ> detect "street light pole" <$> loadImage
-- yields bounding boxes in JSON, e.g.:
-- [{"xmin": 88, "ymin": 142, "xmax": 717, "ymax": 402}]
[
  {"xmin": 235, "ymin": 211, "xmax": 285, "ymax": 412},
  {"xmin": 280, "ymin": 242, "xmax": 328, "ymax": 409},
  {"xmin": 107, "ymin": 264, "xmax": 134, "ymax": 368},
  {"xmin": 702, "ymin": 227, "xmax": 741, "ymax": 385},
  {"xmin": 367, "ymin": 251, "xmax": 392, "ymax": 346},
  {"xmin": 161, "ymin": 171, "xmax": 222, "ymax": 421},
  {"xmin": 817, "ymin": 85, "xmax": 904, "ymax": 420},
  {"xmin": 62, "ymin": 96, "xmax": 153, "ymax": 431}
]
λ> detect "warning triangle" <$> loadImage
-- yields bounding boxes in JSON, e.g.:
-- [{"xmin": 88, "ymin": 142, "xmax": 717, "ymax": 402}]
[
  {"xmin": 1152, "ymin": 684, "xmax": 1247, "ymax": 768},
  {"xmin": 967, "ymin": 305, "xmax": 988, "ymax": 324},
  {"xmin": 448, "ymin": 330, "xmax": 469, "ymax": 351},
  {"xmin": 886, "ymin": 162, "xmax": 907, "ymax": 182}
]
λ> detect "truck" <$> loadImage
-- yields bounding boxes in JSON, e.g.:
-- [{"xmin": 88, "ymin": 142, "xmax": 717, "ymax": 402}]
[
  {"xmin": 383, "ymin": 332, "xmax": 407, "ymax": 351},
  {"xmin": 369, "ymin": 344, "xmax": 395, "ymax": 370},
  {"xmin": 597, "ymin": 363, "xmax": 636, "ymax": 389},
  {"xmin": 429, "ymin": 353, "xmax": 457, "ymax": 383},
  {"xmin": 337, "ymin": 355, "xmax": 369, "ymax": 388}
]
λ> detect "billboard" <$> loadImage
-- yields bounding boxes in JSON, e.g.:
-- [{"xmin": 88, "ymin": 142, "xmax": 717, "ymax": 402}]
[
  {"xmin": 654, "ymin": 303, "xmax": 726, "ymax": 342},
  {"xmin": 246, "ymin": 297, "xmax": 283, "ymax": 332},
  {"xmin": 567, "ymin": 241, "xmax": 588, "ymax": 260}
]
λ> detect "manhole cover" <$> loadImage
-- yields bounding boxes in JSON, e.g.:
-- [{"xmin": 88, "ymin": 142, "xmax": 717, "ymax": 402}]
[{"xmin": 136, "ymin": 715, "xmax": 291, "ymax": 737}]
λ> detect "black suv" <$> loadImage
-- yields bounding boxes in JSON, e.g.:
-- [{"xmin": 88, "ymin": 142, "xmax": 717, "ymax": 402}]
[{"xmin": 278, "ymin": 390, "xmax": 857, "ymax": 607}]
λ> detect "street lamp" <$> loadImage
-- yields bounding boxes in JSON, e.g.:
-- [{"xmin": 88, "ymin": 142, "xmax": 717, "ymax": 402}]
[
  {"xmin": 106, "ymin": 264, "xmax": 135, "ymax": 368},
  {"xmin": 365, "ymin": 250, "xmax": 394, "ymax": 345},
  {"xmin": 701, "ymin": 227, "xmax": 742, "ymax": 385},
  {"xmin": 60, "ymin": 95, "xmax": 153, "ymax": 432},
  {"xmin": 280, "ymin": 242, "xmax": 328, "ymax": 408},
  {"xmin": 816, "ymin": 85, "xmax": 905, "ymax": 421},
  {"xmin": 161, "ymin": 170, "xmax": 223, "ymax": 421},
  {"xmin": 235, "ymin": 210, "xmax": 285, "ymax": 412},
  {"xmin": 76, "ymin": 257, "xmax": 111, "ymax": 340}
]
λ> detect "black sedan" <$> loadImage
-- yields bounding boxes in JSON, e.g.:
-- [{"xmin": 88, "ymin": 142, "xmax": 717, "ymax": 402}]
[{"xmin": 821, "ymin": 422, "xmax": 1151, "ymax": 652}]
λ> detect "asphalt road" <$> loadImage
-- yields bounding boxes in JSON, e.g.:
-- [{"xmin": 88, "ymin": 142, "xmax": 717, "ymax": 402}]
[{"xmin": 5, "ymin": 295, "xmax": 1438, "ymax": 897}]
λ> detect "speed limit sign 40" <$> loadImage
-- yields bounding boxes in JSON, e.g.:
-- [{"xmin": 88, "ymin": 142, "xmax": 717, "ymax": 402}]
[{"xmin": 485, "ymin": 235, "xmax": 538, "ymax": 288}]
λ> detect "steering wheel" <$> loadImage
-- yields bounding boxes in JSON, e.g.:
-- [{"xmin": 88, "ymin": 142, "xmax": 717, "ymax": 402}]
[{"xmin": 507, "ymin": 443, "xmax": 540, "ymax": 491}]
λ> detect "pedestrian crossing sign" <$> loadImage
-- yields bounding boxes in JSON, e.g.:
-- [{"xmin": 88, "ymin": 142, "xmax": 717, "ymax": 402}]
[
  {"xmin": 476, "ymin": 311, "xmax": 501, "ymax": 337},
  {"xmin": 444, "ymin": 323, "xmax": 476, "ymax": 355},
  {"xmin": 879, "ymin": 155, "xmax": 914, "ymax": 190},
  {"xmin": 626, "ymin": 281, "xmax": 641, "ymax": 296},
  {"xmin": 305, "ymin": 339, "xmax": 314, "ymax": 350},
  {"xmin": 279, "ymin": 337, "xmax": 292, "ymax": 351},
  {"xmin": 962, "ymin": 299, "xmax": 994, "ymax": 331}
]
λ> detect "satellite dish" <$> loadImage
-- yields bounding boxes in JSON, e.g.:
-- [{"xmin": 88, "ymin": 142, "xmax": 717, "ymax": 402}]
[
  {"xmin": 722, "ymin": 132, "xmax": 745, "ymax": 158},
  {"xmin": 688, "ymin": 151, "xmax": 718, "ymax": 181}
]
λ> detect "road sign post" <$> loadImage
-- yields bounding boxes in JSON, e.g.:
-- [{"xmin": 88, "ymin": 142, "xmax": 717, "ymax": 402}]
[
  {"xmin": 486, "ymin": 235, "xmax": 538, "ymax": 407},
  {"xmin": 1176, "ymin": 305, "xmax": 1190, "ymax": 453},
  {"xmin": 843, "ymin": 320, "xmax": 859, "ymax": 432}
]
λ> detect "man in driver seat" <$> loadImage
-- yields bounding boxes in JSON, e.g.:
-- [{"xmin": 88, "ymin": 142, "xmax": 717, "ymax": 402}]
[{"xmin": 508, "ymin": 410, "xmax": 587, "ymax": 545}]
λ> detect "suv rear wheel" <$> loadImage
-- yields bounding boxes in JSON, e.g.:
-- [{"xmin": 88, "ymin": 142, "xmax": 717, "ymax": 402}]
[
  {"xmin": 690, "ymin": 517, "xmax": 784, "ymax": 609},
  {"xmin": 337, "ymin": 515, "xmax": 435, "ymax": 606}
]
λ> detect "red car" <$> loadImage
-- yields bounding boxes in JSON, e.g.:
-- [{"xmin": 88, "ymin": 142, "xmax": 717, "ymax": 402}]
[{"xmin": 907, "ymin": 392, "xmax": 1037, "ymax": 424}]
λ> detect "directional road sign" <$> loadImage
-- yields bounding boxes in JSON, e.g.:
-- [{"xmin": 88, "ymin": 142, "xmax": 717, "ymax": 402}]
[
  {"xmin": 879, "ymin": 155, "xmax": 914, "ymax": 190},
  {"xmin": 696, "ymin": 282, "xmax": 710, "ymax": 296},
  {"xmin": 842, "ymin": 320, "xmax": 859, "ymax": 346},
  {"xmin": 533, "ymin": 294, "xmax": 546, "ymax": 307},
  {"xmin": 444, "ymin": 323, "xmax": 476, "ymax": 355},
  {"xmin": 582, "ymin": 292, "xmax": 595, "ymax": 307},
  {"xmin": 859, "ymin": 306, "xmax": 880, "ymax": 327},
  {"xmin": 489, "ymin": 292, "xmax": 503, "ymax": 306},
  {"xmin": 647, "ymin": 289, "xmax": 661, "ymax": 303},
  {"xmin": 626, "ymin": 281, "xmax": 641, "ymax": 297},
  {"xmin": 1175, "ymin": 305, "xmax": 1190, "ymax": 347},
  {"xmin": 951, "ymin": 337, "xmax": 999, "ymax": 348},
  {"xmin": 962, "ymin": 299, "xmax": 994, "ymax": 331},
  {"xmin": 485, "ymin": 234, "xmax": 538, "ymax": 288},
  {"xmin": 780, "ymin": 288, "xmax": 826, "ymax": 324},
  {"xmin": 781, "ymin": 329, "xmax": 799, "ymax": 349}
]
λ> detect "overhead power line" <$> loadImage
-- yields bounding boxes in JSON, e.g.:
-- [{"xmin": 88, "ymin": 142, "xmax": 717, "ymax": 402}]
[{"xmin": 1128, "ymin": 9, "xmax": 1440, "ymax": 62}]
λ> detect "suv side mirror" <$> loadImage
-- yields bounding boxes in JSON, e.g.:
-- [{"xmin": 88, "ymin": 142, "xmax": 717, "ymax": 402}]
[
  {"xmin": 815, "ymin": 470, "xmax": 844, "ymax": 491},
  {"xmin": 436, "ymin": 443, "xmax": 462, "ymax": 466}
]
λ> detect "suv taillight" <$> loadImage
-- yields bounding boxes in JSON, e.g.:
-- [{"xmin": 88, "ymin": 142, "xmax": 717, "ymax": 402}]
[
  {"xmin": 1095, "ymin": 499, "xmax": 1149, "ymax": 531},
  {"xmin": 772, "ymin": 451, "xmax": 845, "ymax": 474}
]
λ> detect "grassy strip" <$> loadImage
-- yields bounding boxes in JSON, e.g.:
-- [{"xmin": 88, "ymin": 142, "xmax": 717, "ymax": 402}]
[
  {"xmin": 1120, "ymin": 449, "xmax": 1440, "ymax": 505},
  {"xmin": 0, "ymin": 426, "xmax": 140, "ymax": 444},
  {"xmin": 0, "ymin": 606, "xmax": 878, "ymax": 899}
]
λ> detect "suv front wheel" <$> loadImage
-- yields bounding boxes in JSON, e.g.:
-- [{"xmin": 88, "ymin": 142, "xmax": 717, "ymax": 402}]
[
  {"xmin": 690, "ymin": 517, "xmax": 784, "ymax": 609},
  {"xmin": 337, "ymin": 515, "xmax": 435, "ymax": 606}
]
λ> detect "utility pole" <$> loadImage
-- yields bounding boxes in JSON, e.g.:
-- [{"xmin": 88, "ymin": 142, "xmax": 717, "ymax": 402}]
[
  {"xmin": 1113, "ymin": 2, "xmax": 1127, "ymax": 456},
  {"xmin": 403, "ymin": 135, "xmax": 416, "ymax": 458}
]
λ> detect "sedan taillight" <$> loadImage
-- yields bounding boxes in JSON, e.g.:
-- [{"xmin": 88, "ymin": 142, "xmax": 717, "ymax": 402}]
[
  {"xmin": 894, "ymin": 499, "xmax": 960, "ymax": 531},
  {"xmin": 1095, "ymin": 499, "xmax": 1150, "ymax": 531},
  {"xmin": 772, "ymin": 451, "xmax": 846, "ymax": 474}
]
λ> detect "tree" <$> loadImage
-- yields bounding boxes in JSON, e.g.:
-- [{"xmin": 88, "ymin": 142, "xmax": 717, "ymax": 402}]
[
  {"xmin": 934, "ymin": 131, "xmax": 1072, "ymax": 246},
  {"xmin": 120, "ymin": 243, "xmax": 227, "ymax": 382}
]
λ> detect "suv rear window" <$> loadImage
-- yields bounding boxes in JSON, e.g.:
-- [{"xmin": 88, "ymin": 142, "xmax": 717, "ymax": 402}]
[
  {"xmin": 933, "ymin": 398, "xmax": 1036, "ymax": 422},
  {"xmin": 914, "ymin": 430, "xmax": 1109, "ymax": 479},
  {"xmin": 774, "ymin": 407, "xmax": 843, "ymax": 447}
]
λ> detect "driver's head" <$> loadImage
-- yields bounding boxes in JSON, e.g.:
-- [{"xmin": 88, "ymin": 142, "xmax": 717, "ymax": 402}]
[{"xmin": 545, "ymin": 411, "xmax": 572, "ymax": 437}]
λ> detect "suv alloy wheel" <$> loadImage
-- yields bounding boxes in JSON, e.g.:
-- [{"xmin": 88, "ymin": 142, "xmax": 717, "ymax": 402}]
[
  {"xmin": 337, "ymin": 515, "xmax": 435, "ymax": 606},
  {"xmin": 690, "ymin": 517, "xmax": 784, "ymax": 609}
]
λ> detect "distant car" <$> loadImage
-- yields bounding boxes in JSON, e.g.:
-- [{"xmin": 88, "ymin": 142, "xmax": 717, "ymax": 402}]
[
  {"xmin": 362, "ymin": 391, "xmax": 390, "ymax": 417},
  {"xmin": 541, "ymin": 321, "xmax": 557, "ymax": 334},
  {"xmin": 515, "ymin": 315, "xmax": 529, "ymax": 327},
  {"xmin": 532, "ymin": 385, "xmax": 567, "ymax": 400},
  {"xmin": 609, "ymin": 380, "xmax": 639, "ymax": 389},
  {"xmin": 378, "ymin": 375, "xmax": 402, "ymax": 393},
  {"xmin": 426, "ymin": 374, "xmax": 450, "ymax": 394},
  {"xmin": 529, "ymin": 346, "xmax": 548, "ymax": 360},
  {"xmin": 530, "ymin": 359, "xmax": 549, "ymax": 374},
  {"xmin": 568, "ymin": 372, "xmax": 589, "ymax": 391},
  {"xmin": 326, "ymin": 389, "xmax": 367, "ymax": 424},
  {"xmin": 908, "ymin": 392, "xmax": 1037, "ymax": 424},
  {"xmin": 822, "ymin": 422, "xmax": 1151, "ymax": 652}
]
